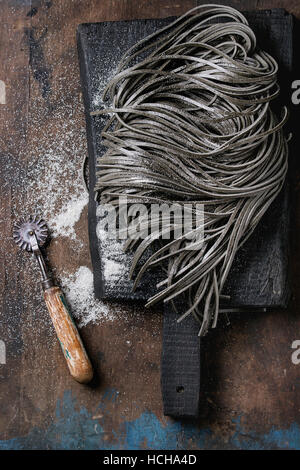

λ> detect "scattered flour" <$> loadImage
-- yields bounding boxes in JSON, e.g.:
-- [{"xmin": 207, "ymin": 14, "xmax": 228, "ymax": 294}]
[
  {"xmin": 103, "ymin": 259, "xmax": 126, "ymax": 280},
  {"xmin": 97, "ymin": 226, "xmax": 134, "ymax": 294},
  {"xmin": 60, "ymin": 266, "xmax": 115, "ymax": 327},
  {"xmin": 23, "ymin": 120, "xmax": 89, "ymax": 245},
  {"xmin": 49, "ymin": 192, "xmax": 89, "ymax": 239},
  {"xmin": 6, "ymin": 45, "xmax": 122, "ymax": 330}
]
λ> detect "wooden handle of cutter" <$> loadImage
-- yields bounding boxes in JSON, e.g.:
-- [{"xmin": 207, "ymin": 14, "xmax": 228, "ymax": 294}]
[{"xmin": 44, "ymin": 286, "xmax": 93, "ymax": 384}]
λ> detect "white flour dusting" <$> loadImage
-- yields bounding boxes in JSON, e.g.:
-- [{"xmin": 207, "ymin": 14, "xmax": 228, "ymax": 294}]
[
  {"xmin": 6, "ymin": 47, "xmax": 125, "ymax": 331},
  {"xmin": 97, "ymin": 226, "xmax": 134, "ymax": 293},
  {"xmin": 49, "ymin": 192, "xmax": 89, "ymax": 239},
  {"xmin": 60, "ymin": 266, "xmax": 115, "ymax": 327},
  {"xmin": 103, "ymin": 259, "xmax": 126, "ymax": 279},
  {"xmin": 24, "ymin": 121, "xmax": 89, "ymax": 244}
]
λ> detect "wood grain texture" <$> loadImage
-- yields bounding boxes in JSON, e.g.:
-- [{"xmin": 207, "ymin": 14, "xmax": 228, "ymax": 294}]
[
  {"xmin": 0, "ymin": 0, "xmax": 31, "ymax": 443},
  {"xmin": 161, "ymin": 305, "xmax": 200, "ymax": 417},
  {"xmin": 0, "ymin": 0, "xmax": 300, "ymax": 450},
  {"xmin": 44, "ymin": 286, "xmax": 93, "ymax": 383}
]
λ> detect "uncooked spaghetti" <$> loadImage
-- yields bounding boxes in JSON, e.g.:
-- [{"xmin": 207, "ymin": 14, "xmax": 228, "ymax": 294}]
[{"xmin": 92, "ymin": 4, "xmax": 288, "ymax": 336}]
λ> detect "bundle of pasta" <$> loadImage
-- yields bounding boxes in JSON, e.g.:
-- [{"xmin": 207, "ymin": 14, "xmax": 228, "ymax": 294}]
[{"xmin": 92, "ymin": 4, "xmax": 288, "ymax": 336}]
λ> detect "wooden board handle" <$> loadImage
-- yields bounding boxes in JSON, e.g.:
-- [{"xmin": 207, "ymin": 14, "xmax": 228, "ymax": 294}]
[
  {"xmin": 44, "ymin": 286, "xmax": 93, "ymax": 384},
  {"xmin": 161, "ymin": 305, "xmax": 200, "ymax": 417}
]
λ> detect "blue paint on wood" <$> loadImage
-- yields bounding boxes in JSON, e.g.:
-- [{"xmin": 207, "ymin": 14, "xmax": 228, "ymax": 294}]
[{"xmin": 0, "ymin": 389, "xmax": 299, "ymax": 450}]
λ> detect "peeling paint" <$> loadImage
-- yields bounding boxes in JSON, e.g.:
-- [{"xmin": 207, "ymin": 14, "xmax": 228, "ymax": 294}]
[{"xmin": 0, "ymin": 390, "xmax": 300, "ymax": 450}]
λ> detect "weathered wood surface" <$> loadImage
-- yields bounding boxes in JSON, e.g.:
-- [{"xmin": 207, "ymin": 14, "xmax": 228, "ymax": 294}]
[{"xmin": 0, "ymin": 0, "xmax": 300, "ymax": 450}]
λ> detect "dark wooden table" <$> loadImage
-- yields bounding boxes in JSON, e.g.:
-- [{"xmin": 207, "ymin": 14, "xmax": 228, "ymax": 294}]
[{"xmin": 0, "ymin": 0, "xmax": 300, "ymax": 450}]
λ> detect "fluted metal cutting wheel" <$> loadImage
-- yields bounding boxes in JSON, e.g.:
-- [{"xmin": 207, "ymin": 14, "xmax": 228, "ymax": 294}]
[{"xmin": 13, "ymin": 215, "xmax": 48, "ymax": 252}]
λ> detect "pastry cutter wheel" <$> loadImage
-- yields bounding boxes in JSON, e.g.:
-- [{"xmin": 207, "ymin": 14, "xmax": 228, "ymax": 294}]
[{"xmin": 13, "ymin": 215, "xmax": 93, "ymax": 384}]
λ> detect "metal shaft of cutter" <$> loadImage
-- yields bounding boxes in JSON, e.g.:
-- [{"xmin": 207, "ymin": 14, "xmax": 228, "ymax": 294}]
[{"xmin": 29, "ymin": 231, "xmax": 54, "ymax": 289}]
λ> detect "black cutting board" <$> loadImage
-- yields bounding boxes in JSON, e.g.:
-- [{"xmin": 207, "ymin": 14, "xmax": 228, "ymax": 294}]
[{"xmin": 77, "ymin": 9, "xmax": 292, "ymax": 417}]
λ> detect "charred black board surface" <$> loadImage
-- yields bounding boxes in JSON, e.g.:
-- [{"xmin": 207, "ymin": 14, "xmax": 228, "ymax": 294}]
[{"xmin": 77, "ymin": 9, "xmax": 292, "ymax": 417}]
